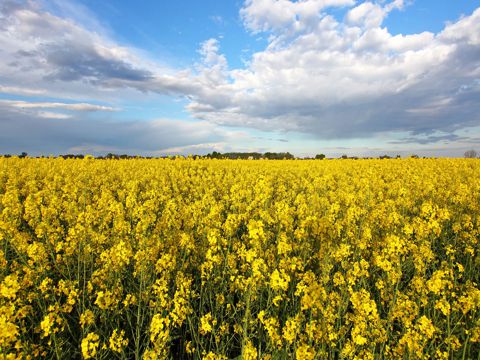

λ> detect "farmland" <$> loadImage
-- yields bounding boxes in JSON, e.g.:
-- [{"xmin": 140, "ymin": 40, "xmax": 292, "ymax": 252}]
[{"xmin": 0, "ymin": 158, "xmax": 479, "ymax": 359}]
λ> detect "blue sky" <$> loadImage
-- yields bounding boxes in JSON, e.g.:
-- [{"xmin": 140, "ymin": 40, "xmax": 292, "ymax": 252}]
[{"xmin": 0, "ymin": 0, "xmax": 479, "ymax": 157}]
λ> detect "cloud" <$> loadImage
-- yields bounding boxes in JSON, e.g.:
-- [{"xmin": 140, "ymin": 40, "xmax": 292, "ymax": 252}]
[
  {"xmin": 0, "ymin": 85, "xmax": 46, "ymax": 96},
  {"xmin": 345, "ymin": 0, "xmax": 403, "ymax": 29},
  {"xmin": 186, "ymin": 2, "xmax": 480, "ymax": 142},
  {"xmin": 389, "ymin": 134, "xmax": 470, "ymax": 145},
  {"xmin": 240, "ymin": 0, "xmax": 355, "ymax": 33},
  {"xmin": 0, "ymin": 100, "xmax": 118, "ymax": 111},
  {"xmin": 159, "ymin": 142, "xmax": 227, "ymax": 154},
  {"xmin": 37, "ymin": 111, "xmax": 72, "ymax": 120},
  {"xmin": 0, "ymin": 99, "xmax": 119, "ymax": 121},
  {"xmin": 42, "ymin": 42, "xmax": 154, "ymax": 82},
  {"xmin": 0, "ymin": 1, "xmax": 198, "ymax": 97},
  {"xmin": 0, "ymin": 102, "xmax": 228, "ymax": 155}
]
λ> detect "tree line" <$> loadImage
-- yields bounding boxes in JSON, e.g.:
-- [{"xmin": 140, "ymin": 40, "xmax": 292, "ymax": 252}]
[{"xmin": 1, "ymin": 150, "xmax": 478, "ymax": 160}]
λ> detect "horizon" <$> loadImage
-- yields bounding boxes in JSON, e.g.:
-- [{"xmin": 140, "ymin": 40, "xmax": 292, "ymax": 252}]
[
  {"xmin": 1, "ymin": 151, "xmax": 477, "ymax": 160},
  {"xmin": 1, "ymin": 0, "xmax": 479, "ymax": 158}
]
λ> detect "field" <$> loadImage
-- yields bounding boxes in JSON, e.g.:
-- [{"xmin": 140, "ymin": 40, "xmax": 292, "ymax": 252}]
[{"xmin": 0, "ymin": 158, "xmax": 479, "ymax": 359}]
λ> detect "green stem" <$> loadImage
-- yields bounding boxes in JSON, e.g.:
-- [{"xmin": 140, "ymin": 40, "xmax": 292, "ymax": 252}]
[{"xmin": 241, "ymin": 284, "xmax": 252, "ymax": 358}]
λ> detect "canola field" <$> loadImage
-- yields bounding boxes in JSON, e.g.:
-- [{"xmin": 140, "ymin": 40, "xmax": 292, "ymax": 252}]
[{"xmin": 0, "ymin": 157, "xmax": 479, "ymax": 359}]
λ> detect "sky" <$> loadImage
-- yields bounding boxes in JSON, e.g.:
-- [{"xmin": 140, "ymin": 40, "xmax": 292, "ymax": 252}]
[{"xmin": 0, "ymin": 0, "xmax": 479, "ymax": 158}]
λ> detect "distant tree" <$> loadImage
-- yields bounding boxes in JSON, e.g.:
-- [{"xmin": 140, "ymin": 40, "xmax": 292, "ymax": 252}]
[
  {"xmin": 106, "ymin": 153, "xmax": 120, "ymax": 160},
  {"xmin": 315, "ymin": 154, "xmax": 325, "ymax": 160},
  {"xmin": 208, "ymin": 151, "xmax": 221, "ymax": 159},
  {"xmin": 341, "ymin": 154, "xmax": 348, "ymax": 159},
  {"xmin": 19, "ymin": 152, "xmax": 28, "ymax": 158},
  {"xmin": 464, "ymin": 149, "xmax": 477, "ymax": 158},
  {"xmin": 410, "ymin": 154, "xmax": 419, "ymax": 159}
]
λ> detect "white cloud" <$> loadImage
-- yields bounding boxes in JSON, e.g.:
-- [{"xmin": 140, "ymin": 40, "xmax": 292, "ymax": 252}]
[
  {"xmin": 37, "ymin": 111, "xmax": 72, "ymax": 119},
  {"xmin": 187, "ymin": 3, "xmax": 480, "ymax": 141},
  {"xmin": 240, "ymin": 0, "xmax": 355, "ymax": 33},
  {"xmin": 0, "ymin": 85, "xmax": 46, "ymax": 96},
  {"xmin": 345, "ymin": 0, "xmax": 404, "ymax": 29},
  {"xmin": 0, "ymin": 100, "xmax": 118, "ymax": 111},
  {"xmin": 440, "ymin": 9, "xmax": 480, "ymax": 45},
  {"xmin": 345, "ymin": 2, "xmax": 385, "ymax": 29}
]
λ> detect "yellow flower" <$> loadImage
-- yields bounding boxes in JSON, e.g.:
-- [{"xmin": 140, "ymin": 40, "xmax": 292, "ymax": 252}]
[
  {"xmin": 109, "ymin": 329, "xmax": 128, "ymax": 353},
  {"xmin": 0, "ymin": 311, "xmax": 18, "ymax": 347},
  {"xmin": 202, "ymin": 352, "xmax": 227, "ymax": 360},
  {"xmin": 296, "ymin": 344, "xmax": 315, "ymax": 360},
  {"xmin": 272, "ymin": 295, "xmax": 283, "ymax": 307},
  {"xmin": 0, "ymin": 275, "xmax": 20, "ymax": 299},
  {"xmin": 416, "ymin": 316, "xmax": 435, "ymax": 339},
  {"xmin": 40, "ymin": 313, "xmax": 56, "ymax": 338},
  {"xmin": 200, "ymin": 312, "xmax": 216, "ymax": 335},
  {"xmin": 150, "ymin": 315, "xmax": 170, "ymax": 345},
  {"xmin": 81, "ymin": 332, "xmax": 100, "ymax": 359},
  {"xmin": 38, "ymin": 277, "xmax": 53, "ymax": 294},
  {"xmin": 94, "ymin": 290, "xmax": 116, "ymax": 310},
  {"xmin": 282, "ymin": 316, "xmax": 301, "ymax": 344},
  {"xmin": 243, "ymin": 340, "xmax": 257, "ymax": 360},
  {"xmin": 185, "ymin": 341, "xmax": 195, "ymax": 354},
  {"xmin": 270, "ymin": 269, "xmax": 290, "ymax": 292},
  {"xmin": 80, "ymin": 310, "xmax": 95, "ymax": 328},
  {"xmin": 426, "ymin": 270, "xmax": 449, "ymax": 295},
  {"xmin": 435, "ymin": 297, "xmax": 451, "ymax": 316}
]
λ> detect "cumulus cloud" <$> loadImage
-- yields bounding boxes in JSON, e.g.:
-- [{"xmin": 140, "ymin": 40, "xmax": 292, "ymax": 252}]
[
  {"xmin": 187, "ymin": 1, "xmax": 480, "ymax": 142},
  {"xmin": 345, "ymin": 0, "xmax": 404, "ymax": 29},
  {"xmin": 240, "ymin": 0, "xmax": 355, "ymax": 33}
]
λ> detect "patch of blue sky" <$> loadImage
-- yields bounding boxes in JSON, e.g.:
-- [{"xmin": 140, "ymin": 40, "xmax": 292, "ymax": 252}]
[
  {"xmin": 112, "ymin": 97, "xmax": 190, "ymax": 121},
  {"xmin": 73, "ymin": 0, "xmax": 264, "ymax": 69},
  {"xmin": 384, "ymin": 1, "xmax": 480, "ymax": 35}
]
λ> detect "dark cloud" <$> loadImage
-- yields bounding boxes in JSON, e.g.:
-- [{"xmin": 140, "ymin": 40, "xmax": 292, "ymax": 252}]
[
  {"xmin": 0, "ymin": 105, "xmax": 224, "ymax": 156},
  {"xmin": 41, "ymin": 43, "xmax": 153, "ymax": 82},
  {"xmin": 389, "ymin": 134, "xmax": 470, "ymax": 145}
]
